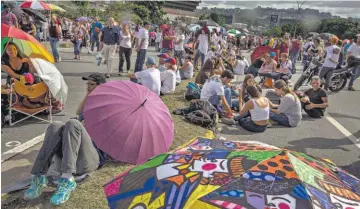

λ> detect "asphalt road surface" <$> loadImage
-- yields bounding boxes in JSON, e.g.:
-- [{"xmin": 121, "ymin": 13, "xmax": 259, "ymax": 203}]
[{"xmin": 2, "ymin": 47, "xmax": 360, "ymax": 177}]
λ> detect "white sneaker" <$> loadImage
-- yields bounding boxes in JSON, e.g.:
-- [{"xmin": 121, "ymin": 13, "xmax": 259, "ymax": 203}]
[
  {"xmin": 88, "ymin": 51, "xmax": 93, "ymax": 54},
  {"xmin": 58, "ymin": 57, "xmax": 62, "ymax": 62}
]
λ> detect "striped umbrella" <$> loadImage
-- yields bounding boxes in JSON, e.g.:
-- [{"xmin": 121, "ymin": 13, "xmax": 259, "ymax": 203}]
[
  {"xmin": 1, "ymin": 24, "xmax": 54, "ymax": 63},
  {"xmin": 19, "ymin": 0, "xmax": 51, "ymax": 10},
  {"xmin": 47, "ymin": 3, "xmax": 66, "ymax": 12}
]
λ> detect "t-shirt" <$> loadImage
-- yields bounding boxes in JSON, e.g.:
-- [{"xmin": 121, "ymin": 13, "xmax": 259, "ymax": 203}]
[
  {"xmin": 160, "ymin": 70, "xmax": 176, "ymax": 94},
  {"xmin": 278, "ymin": 60, "xmax": 292, "ymax": 74},
  {"xmin": 206, "ymin": 51, "xmax": 215, "ymax": 61},
  {"xmin": 348, "ymin": 43, "xmax": 360, "ymax": 56},
  {"xmin": 234, "ymin": 60, "xmax": 246, "ymax": 75},
  {"xmin": 323, "ymin": 45, "xmax": 341, "ymax": 68},
  {"xmin": 304, "ymin": 88, "xmax": 327, "ymax": 112},
  {"xmin": 344, "ymin": 43, "xmax": 352, "ymax": 54},
  {"xmin": 135, "ymin": 68, "xmax": 161, "ymax": 95},
  {"xmin": 183, "ymin": 62, "xmax": 194, "ymax": 79},
  {"xmin": 162, "ymin": 28, "xmax": 175, "ymax": 49},
  {"xmin": 175, "ymin": 66, "xmax": 181, "ymax": 84},
  {"xmin": 211, "ymin": 33, "xmax": 218, "ymax": 44},
  {"xmin": 200, "ymin": 76, "xmax": 224, "ymax": 100},
  {"xmin": 291, "ymin": 40, "xmax": 300, "ymax": 53},
  {"xmin": 278, "ymin": 93, "xmax": 302, "ymax": 127},
  {"xmin": 303, "ymin": 42, "xmax": 314, "ymax": 55},
  {"xmin": 198, "ymin": 33, "xmax": 209, "ymax": 54},
  {"xmin": 119, "ymin": 31, "xmax": 132, "ymax": 48},
  {"xmin": 174, "ymin": 34, "xmax": 185, "ymax": 51},
  {"xmin": 137, "ymin": 28, "xmax": 149, "ymax": 50},
  {"xmin": 91, "ymin": 22, "xmax": 103, "ymax": 36},
  {"xmin": 155, "ymin": 32, "xmax": 162, "ymax": 42}
]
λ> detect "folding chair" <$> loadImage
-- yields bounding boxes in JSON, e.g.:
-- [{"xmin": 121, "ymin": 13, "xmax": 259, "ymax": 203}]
[{"xmin": 9, "ymin": 78, "xmax": 52, "ymax": 126}]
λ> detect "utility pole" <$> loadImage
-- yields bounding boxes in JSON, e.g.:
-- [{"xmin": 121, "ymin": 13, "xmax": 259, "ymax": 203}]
[{"xmin": 293, "ymin": 0, "xmax": 306, "ymax": 37}]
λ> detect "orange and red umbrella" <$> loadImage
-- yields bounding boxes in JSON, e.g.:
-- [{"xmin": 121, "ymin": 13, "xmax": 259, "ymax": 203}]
[
  {"xmin": 19, "ymin": 0, "xmax": 51, "ymax": 10},
  {"xmin": 1, "ymin": 24, "xmax": 54, "ymax": 63}
]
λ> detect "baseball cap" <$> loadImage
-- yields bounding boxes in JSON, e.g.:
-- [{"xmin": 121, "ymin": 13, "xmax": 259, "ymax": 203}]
[
  {"xmin": 157, "ymin": 53, "xmax": 169, "ymax": 59},
  {"xmin": 146, "ymin": 56, "xmax": 156, "ymax": 65},
  {"xmin": 82, "ymin": 73, "xmax": 107, "ymax": 84},
  {"xmin": 270, "ymin": 52, "xmax": 276, "ymax": 57},
  {"xmin": 164, "ymin": 57, "xmax": 177, "ymax": 65}
]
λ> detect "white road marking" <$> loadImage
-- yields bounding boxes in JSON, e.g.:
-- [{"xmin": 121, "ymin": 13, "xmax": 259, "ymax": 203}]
[
  {"xmin": 1, "ymin": 134, "xmax": 45, "ymax": 162},
  {"xmin": 324, "ymin": 112, "xmax": 360, "ymax": 149},
  {"xmin": 5, "ymin": 141, "xmax": 21, "ymax": 147}
]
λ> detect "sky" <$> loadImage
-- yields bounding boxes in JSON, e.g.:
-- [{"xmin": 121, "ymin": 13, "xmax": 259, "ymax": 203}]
[{"xmin": 198, "ymin": 1, "xmax": 360, "ymax": 18}]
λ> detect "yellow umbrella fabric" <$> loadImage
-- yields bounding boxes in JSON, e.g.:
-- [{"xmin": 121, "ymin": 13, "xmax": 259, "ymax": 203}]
[{"xmin": 47, "ymin": 3, "xmax": 66, "ymax": 12}]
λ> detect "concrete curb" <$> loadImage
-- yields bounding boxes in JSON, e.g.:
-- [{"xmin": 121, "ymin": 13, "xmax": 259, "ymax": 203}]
[{"xmin": 1, "ymin": 134, "xmax": 44, "ymax": 162}]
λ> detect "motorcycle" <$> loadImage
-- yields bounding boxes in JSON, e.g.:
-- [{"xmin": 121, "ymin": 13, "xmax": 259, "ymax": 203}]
[
  {"xmin": 328, "ymin": 55, "xmax": 360, "ymax": 92},
  {"xmin": 294, "ymin": 56, "xmax": 322, "ymax": 90}
]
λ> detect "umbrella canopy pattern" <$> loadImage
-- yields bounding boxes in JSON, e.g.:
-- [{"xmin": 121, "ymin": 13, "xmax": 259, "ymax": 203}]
[
  {"xmin": 227, "ymin": 29, "xmax": 241, "ymax": 35},
  {"xmin": 1, "ymin": 24, "xmax": 54, "ymax": 63},
  {"xmin": 47, "ymin": 3, "xmax": 66, "ymax": 12},
  {"xmin": 83, "ymin": 80, "xmax": 174, "ymax": 164},
  {"xmin": 19, "ymin": 1, "xmax": 51, "ymax": 10},
  {"xmin": 104, "ymin": 137, "xmax": 360, "ymax": 209}
]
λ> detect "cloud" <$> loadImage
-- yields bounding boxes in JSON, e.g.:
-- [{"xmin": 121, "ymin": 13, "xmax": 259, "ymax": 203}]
[{"xmin": 199, "ymin": 1, "xmax": 360, "ymax": 18}]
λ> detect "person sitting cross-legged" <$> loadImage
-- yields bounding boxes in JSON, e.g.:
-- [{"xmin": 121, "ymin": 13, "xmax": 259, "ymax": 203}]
[
  {"xmin": 24, "ymin": 73, "xmax": 107, "ymax": 206},
  {"xmin": 160, "ymin": 57, "xmax": 177, "ymax": 95},
  {"xmin": 200, "ymin": 70, "xmax": 234, "ymax": 118},
  {"xmin": 299, "ymin": 76, "xmax": 328, "ymax": 118},
  {"xmin": 128, "ymin": 56, "xmax": 161, "ymax": 95}
]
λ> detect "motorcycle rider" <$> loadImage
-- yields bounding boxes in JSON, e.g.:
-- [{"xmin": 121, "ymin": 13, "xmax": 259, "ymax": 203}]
[
  {"xmin": 319, "ymin": 36, "xmax": 340, "ymax": 91},
  {"xmin": 347, "ymin": 34, "xmax": 360, "ymax": 91}
]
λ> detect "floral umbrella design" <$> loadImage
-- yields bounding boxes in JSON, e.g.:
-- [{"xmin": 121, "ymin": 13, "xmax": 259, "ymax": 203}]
[{"xmin": 104, "ymin": 136, "xmax": 360, "ymax": 209}]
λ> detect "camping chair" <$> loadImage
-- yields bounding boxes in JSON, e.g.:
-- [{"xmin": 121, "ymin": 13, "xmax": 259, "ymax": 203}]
[{"xmin": 9, "ymin": 78, "xmax": 52, "ymax": 126}]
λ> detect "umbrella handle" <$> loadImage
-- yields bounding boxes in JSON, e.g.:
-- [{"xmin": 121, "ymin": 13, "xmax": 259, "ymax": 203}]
[{"xmin": 130, "ymin": 99, "xmax": 147, "ymax": 114}]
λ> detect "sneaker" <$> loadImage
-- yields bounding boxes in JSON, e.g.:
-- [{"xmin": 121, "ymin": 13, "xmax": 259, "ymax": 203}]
[
  {"xmin": 348, "ymin": 86, "xmax": 356, "ymax": 91},
  {"xmin": 88, "ymin": 50, "xmax": 93, "ymax": 54},
  {"xmin": 58, "ymin": 57, "xmax": 61, "ymax": 62},
  {"xmin": 50, "ymin": 177, "xmax": 77, "ymax": 206},
  {"xmin": 24, "ymin": 175, "xmax": 48, "ymax": 200}
]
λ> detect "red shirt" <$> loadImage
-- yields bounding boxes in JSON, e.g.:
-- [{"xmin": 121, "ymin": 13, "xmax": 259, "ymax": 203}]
[
  {"xmin": 162, "ymin": 28, "xmax": 175, "ymax": 49},
  {"xmin": 277, "ymin": 41, "xmax": 289, "ymax": 54},
  {"xmin": 291, "ymin": 40, "xmax": 300, "ymax": 53}
]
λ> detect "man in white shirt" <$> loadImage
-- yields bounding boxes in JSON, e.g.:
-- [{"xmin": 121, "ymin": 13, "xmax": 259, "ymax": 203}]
[
  {"xmin": 133, "ymin": 22, "xmax": 151, "ymax": 83},
  {"xmin": 200, "ymin": 70, "xmax": 235, "ymax": 117},
  {"xmin": 319, "ymin": 36, "xmax": 341, "ymax": 91},
  {"xmin": 174, "ymin": 28, "xmax": 185, "ymax": 66},
  {"xmin": 128, "ymin": 57, "xmax": 161, "ymax": 95},
  {"xmin": 160, "ymin": 58, "xmax": 177, "ymax": 95},
  {"xmin": 347, "ymin": 34, "xmax": 360, "ymax": 91}
]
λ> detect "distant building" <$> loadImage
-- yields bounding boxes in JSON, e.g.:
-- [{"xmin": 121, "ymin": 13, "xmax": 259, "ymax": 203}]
[{"xmin": 164, "ymin": 1, "xmax": 201, "ymax": 12}]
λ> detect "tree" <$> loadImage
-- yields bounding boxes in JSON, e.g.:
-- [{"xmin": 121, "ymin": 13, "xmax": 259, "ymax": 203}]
[
  {"xmin": 264, "ymin": 26, "xmax": 283, "ymax": 37},
  {"xmin": 293, "ymin": 0, "xmax": 307, "ymax": 37},
  {"xmin": 209, "ymin": 13, "xmax": 226, "ymax": 26},
  {"xmin": 199, "ymin": 14, "xmax": 207, "ymax": 20},
  {"xmin": 318, "ymin": 18, "xmax": 360, "ymax": 39},
  {"xmin": 133, "ymin": 1, "xmax": 165, "ymax": 24}
]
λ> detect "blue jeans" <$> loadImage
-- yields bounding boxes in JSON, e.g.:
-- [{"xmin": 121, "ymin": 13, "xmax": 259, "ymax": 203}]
[
  {"xmin": 90, "ymin": 34, "xmax": 100, "ymax": 52},
  {"xmin": 208, "ymin": 87, "xmax": 232, "ymax": 108},
  {"xmin": 349, "ymin": 66, "xmax": 360, "ymax": 87},
  {"xmin": 238, "ymin": 118, "xmax": 267, "ymax": 133},
  {"xmin": 246, "ymin": 66, "xmax": 260, "ymax": 77},
  {"xmin": 74, "ymin": 40, "xmax": 82, "ymax": 55},
  {"xmin": 49, "ymin": 37, "xmax": 60, "ymax": 60},
  {"xmin": 289, "ymin": 51, "xmax": 299, "ymax": 72},
  {"xmin": 269, "ymin": 112, "xmax": 291, "ymax": 127},
  {"xmin": 194, "ymin": 50, "xmax": 205, "ymax": 67},
  {"xmin": 132, "ymin": 49, "xmax": 147, "ymax": 83}
]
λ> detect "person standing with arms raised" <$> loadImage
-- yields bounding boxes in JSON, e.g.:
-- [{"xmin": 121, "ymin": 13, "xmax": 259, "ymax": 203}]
[
  {"xmin": 100, "ymin": 17, "xmax": 119, "ymax": 78},
  {"xmin": 132, "ymin": 22, "xmax": 150, "ymax": 83}
]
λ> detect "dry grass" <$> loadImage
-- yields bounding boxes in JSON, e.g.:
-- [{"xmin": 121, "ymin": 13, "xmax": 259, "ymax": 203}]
[{"xmin": 2, "ymin": 78, "xmax": 208, "ymax": 209}]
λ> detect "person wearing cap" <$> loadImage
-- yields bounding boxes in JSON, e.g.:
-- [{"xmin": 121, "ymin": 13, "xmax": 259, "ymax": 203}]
[
  {"xmin": 100, "ymin": 17, "xmax": 120, "ymax": 78},
  {"xmin": 24, "ymin": 73, "xmax": 107, "ymax": 205},
  {"xmin": 258, "ymin": 52, "xmax": 278, "ymax": 80},
  {"xmin": 134, "ymin": 22, "xmax": 151, "ymax": 76},
  {"xmin": 160, "ymin": 58, "xmax": 177, "ymax": 95},
  {"xmin": 347, "ymin": 34, "xmax": 360, "ymax": 91},
  {"xmin": 200, "ymin": 70, "xmax": 235, "ymax": 118},
  {"xmin": 129, "ymin": 56, "xmax": 161, "ymax": 95},
  {"xmin": 157, "ymin": 53, "xmax": 169, "ymax": 73},
  {"xmin": 179, "ymin": 55, "xmax": 194, "ymax": 80},
  {"xmin": 319, "ymin": 36, "xmax": 341, "ymax": 91},
  {"xmin": 1, "ymin": 4, "xmax": 18, "ymax": 28}
]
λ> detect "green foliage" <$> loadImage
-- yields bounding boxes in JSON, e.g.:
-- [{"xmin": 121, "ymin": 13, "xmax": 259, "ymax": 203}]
[
  {"xmin": 199, "ymin": 14, "xmax": 207, "ymax": 20},
  {"xmin": 318, "ymin": 18, "xmax": 360, "ymax": 39},
  {"xmin": 133, "ymin": 1, "xmax": 165, "ymax": 24},
  {"xmin": 209, "ymin": 13, "xmax": 226, "ymax": 26},
  {"xmin": 264, "ymin": 26, "xmax": 283, "ymax": 37}
]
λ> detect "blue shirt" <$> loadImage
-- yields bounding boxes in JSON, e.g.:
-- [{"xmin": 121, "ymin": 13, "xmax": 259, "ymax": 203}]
[
  {"xmin": 344, "ymin": 43, "xmax": 352, "ymax": 54},
  {"xmin": 100, "ymin": 26, "xmax": 120, "ymax": 45},
  {"xmin": 91, "ymin": 22, "xmax": 103, "ymax": 36}
]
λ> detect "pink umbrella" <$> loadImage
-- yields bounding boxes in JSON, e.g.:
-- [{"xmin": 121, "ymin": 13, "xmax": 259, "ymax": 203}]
[
  {"xmin": 83, "ymin": 80, "xmax": 174, "ymax": 164},
  {"xmin": 19, "ymin": 1, "xmax": 51, "ymax": 10}
]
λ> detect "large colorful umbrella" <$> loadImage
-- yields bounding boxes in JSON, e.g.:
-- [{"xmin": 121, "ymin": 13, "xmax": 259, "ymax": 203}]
[
  {"xmin": 83, "ymin": 80, "xmax": 174, "ymax": 164},
  {"xmin": 47, "ymin": 3, "xmax": 66, "ymax": 12},
  {"xmin": 1, "ymin": 24, "xmax": 54, "ymax": 63},
  {"xmin": 19, "ymin": 0, "xmax": 51, "ymax": 10},
  {"xmin": 22, "ymin": 8, "xmax": 46, "ymax": 22},
  {"xmin": 104, "ymin": 136, "xmax": 360, "ymax": 209},
  {"xmin": 251, "ymin": 45, "xmax": 278, "ymax": 63}
]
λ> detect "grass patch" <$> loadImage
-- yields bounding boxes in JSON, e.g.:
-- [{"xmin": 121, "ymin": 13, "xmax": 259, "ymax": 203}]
[{"xmin": 2, "ymin": 78, "xmax": 208, "ymax": 209}]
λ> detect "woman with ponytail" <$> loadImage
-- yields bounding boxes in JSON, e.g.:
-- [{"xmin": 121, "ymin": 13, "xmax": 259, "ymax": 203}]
[{"xmin": 269, "ymin": 80, "xmax": 302, "ymax": 127}]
